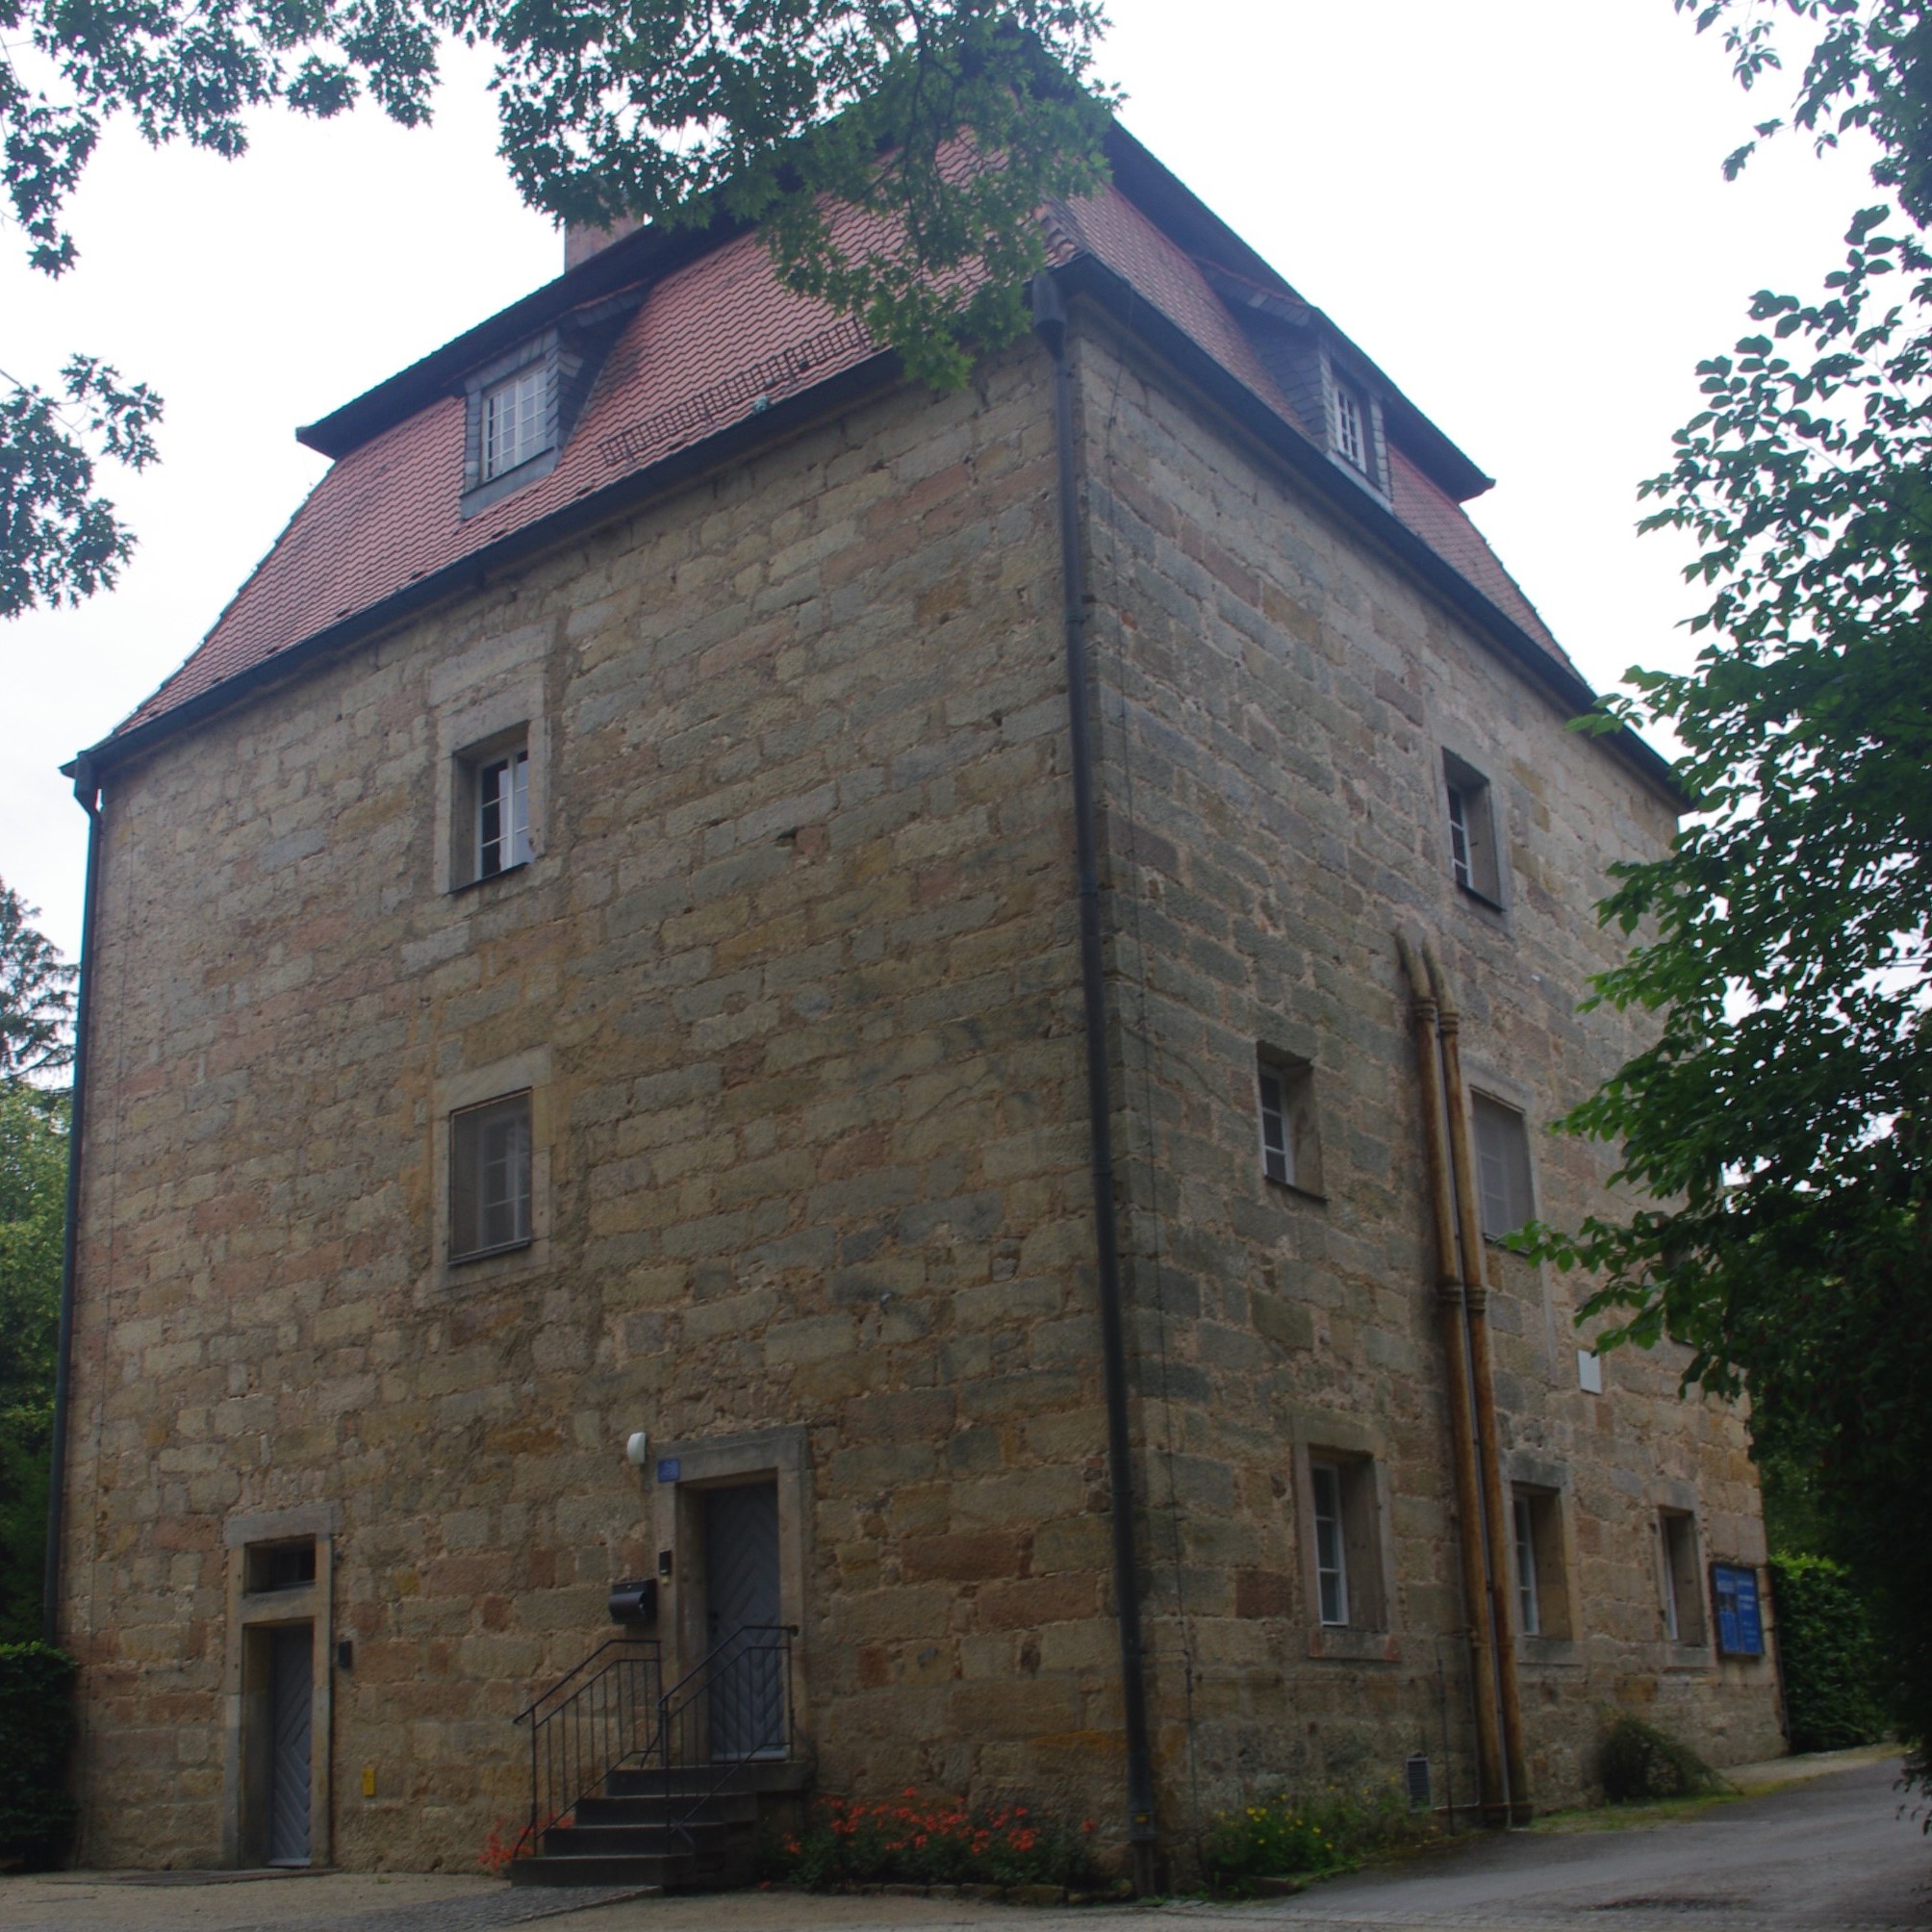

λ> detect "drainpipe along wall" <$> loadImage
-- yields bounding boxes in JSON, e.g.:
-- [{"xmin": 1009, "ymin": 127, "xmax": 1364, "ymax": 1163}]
[
  {"xmin": 1031, "ymin": 272, "xmax": 1158, "ymax": 1894},
  {"xmin": 1426, "ymin": 942, "xmax": 1532, "ymax": 1823},
  {"xmin": 43, "ymin": 757, "xmax": 103, "ymax": 1643},
  {"xmin": 1396, "ymin": 935, "xmax": 1506, "ymax": 1823}
]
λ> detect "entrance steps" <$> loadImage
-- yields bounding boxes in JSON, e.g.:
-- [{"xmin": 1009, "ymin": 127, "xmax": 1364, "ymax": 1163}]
[{"xmin": 509, "ymin": 1759, "xmax": 811, "ymax": 1890}]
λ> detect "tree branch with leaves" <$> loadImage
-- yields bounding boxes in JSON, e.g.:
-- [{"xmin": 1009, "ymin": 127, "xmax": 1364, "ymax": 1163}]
[
  {"xmin": 2, "ymin": 0, "xmax": 1115, "ymax": 615},
  {"xmin": 1528, "ymin": 0, "xmax": 1932, "ymax": 1792}
]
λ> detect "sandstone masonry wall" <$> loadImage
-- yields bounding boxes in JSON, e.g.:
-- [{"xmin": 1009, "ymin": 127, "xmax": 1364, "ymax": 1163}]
[{"xmin": 1071, "ymin": 314, "xmax": 1783, "ymax": 1829}]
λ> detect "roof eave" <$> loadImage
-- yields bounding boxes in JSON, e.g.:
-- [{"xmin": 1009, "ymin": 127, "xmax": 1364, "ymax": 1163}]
[{"xmin": 1049, "ymin": 250, "xmax": 1686, "ymax": 809}]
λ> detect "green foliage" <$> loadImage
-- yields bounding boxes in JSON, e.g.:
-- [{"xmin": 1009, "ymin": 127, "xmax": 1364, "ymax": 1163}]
[
  {"xmin": 3, "ymin": 2, "xmax": 1114, "ymax": 613},
  {"xmin": 1520, "ymin": 0, "xmax": 1932, "ymax": 1795},
  {"xmin": 1597, "ymin": 1714, "xmax": 1721, "ymax": 1805},
  {"xmin": 1771, "ymin": 1553, "xmax": 1889, "ymax": 1753},
  {"xmin": 0, "ymin": 1081, "xmax": 66, "ymax": 1645},
  {"xmin": 0, "ymin": 1642, "xmax": 77, "ymax": 1867},
  {"xmin": 0, "ymin": 360, "xmax": 163, "ymax": 621},
  {"xmin": 1201, "ymin": 1779, "xmax": 1436, "ymax": 1894},
  {"xmin": 767, "ymin": 1792, "xmax": 1099, "ymax": 1891},
  {"xmin": 0, "ymin": 886, "xmax": 77, "ymax": 1083}
]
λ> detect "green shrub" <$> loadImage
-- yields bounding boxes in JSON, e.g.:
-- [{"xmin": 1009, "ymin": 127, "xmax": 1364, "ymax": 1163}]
[
  {"xmin": 768, "ymin": 1792, "xmax": 1099, "ymax": 1891},
  {"xmin": 1597, "ymin": 1712, "xmax": 1719, "ymax": 1803},
  {"xmin": 1770, "ymin": 1553, "xmax": 1888, "ymax": 1754},
  {"xmin": 0, "ymin": 1642, "xmax": 76, "ymax": 1868},
  {"xmin": 1203, "ymin": 1778, "xmax": 1436, "ymax": 1894}
]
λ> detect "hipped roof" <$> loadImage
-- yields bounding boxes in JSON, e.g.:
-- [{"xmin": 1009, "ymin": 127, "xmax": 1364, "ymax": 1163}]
[{"xmin": 83, "ymin": 126, "xmax": 1667, "ymax": 797}]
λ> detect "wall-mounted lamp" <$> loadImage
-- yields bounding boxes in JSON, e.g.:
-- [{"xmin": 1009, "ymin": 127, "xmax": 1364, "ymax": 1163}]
[{"xmin": 624, "ymin": 1431, "xmax": 649, "ymax": 1467}]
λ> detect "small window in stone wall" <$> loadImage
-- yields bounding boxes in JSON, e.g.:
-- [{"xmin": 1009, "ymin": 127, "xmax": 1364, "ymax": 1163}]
[
  {"xmin": 450, "ymin": 726, "xmax": 533, "ymax": 889},
  {"xmin": 1472, "ymin": 1093, "xmax": 1535, "ymax": 1241},
  {"xmin": 1306, "ymin": 1452, "xmax": 1385, "ymax": 1630},
  {"xmin": 244, "ymin": 1538, "xmax": 317, "ymax": 1593},
  {"xmin": 449, "ymin": 1091, "xmax": 533, "ymax": 1261},
  {"xmin": 1257, "ymin": 1049, "xmax": 1323, "ymax": 1195},
  {"xmin": 1512, "ymin": 1487, "xmax": 1570, "ymax": 1639},
  {"xmin": 1658, "ymin": 1509, "xmax": 1707, "ymax": 1645},
  {"xmin": 1443, "ymin": 750, "xmax": 1504, "ymax": 906}
]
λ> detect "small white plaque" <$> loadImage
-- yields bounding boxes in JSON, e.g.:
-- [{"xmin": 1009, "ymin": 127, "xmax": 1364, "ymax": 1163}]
[{"xmin": 1577, "ymin": 1348, "xmax": 1603, "ymax": 1395}]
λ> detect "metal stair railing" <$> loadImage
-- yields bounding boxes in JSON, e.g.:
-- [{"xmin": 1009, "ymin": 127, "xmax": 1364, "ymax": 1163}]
[
  {"xmin": 513, "ymin": 1637, "xmax": 664, "ymax": 1856},
  {"xmin": 652, "ymin": 1623, "xmax": 800, "ymax": 1836}
]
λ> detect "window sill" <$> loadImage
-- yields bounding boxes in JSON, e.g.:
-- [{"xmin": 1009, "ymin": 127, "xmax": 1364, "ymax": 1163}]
[
  {"xmin": 449, "ymin": 857, "xmax": 536, "ymax": 898},
  {"xmin": 1518, "ymin": 1635, "xmax": 1581, "ymax": 1666},
  {"xmin": 1455, "ymin": 880, "xmax": 1506, "ymax": 915},
  {"xmin": 460, "ymin": 445, "xmax": 560, "ymax": 520},
  {"xmin": 449, "ymin": 1236, "xmax": 534, "ymax": 1267},
  {"xmin": 1265, "ymin": 1177, "xmax": 1328, "ymax": 1205},
  {"xmin": 1308, "ymin": 1626, "xmax": 1400, "ymax": 1663}
]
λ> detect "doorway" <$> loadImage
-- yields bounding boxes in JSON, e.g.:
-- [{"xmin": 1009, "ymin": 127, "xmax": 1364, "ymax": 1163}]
[
  {"xmin": 264, "ymin": 1624, "xmax": 313, "ymax": 1866},
  {"xmin": 700, "ymin": 1482, "xmax": 783, "ymax": 1760}
]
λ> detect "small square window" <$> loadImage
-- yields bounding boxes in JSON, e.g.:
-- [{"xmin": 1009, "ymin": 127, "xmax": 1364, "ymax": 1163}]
[
  {"xmin": 1305, "ymin": 1452, "xmax": 1386, "ymax": 1631},
  {"xmin": 1658, "ymin": 1510, "xmax": 1707, "ymax": 1645},
  {"xmin": 450, "ymin": 1092, "xmax": 533, "ymax": 1262},
  {"xmin": 482, "ymin": 365, "xmax": 549, "ymax": 482},
  {"xmin": 1472, "ymin": 1093, "xmax": 1535, "ymax": 1241},
  {"xmin": 1442, "ymin": 751, "xmax": 1504, "ymax": 905},
  {"xmin": 1257, "ymin": 1050, "xmax": 1323, "ymax": 1194},
  {"xmin": 451, "ymin": 728, "xmax": 533, "ymax": 889}
]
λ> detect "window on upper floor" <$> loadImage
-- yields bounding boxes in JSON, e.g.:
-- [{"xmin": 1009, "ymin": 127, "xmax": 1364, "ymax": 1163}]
[
  {"xmin": 449, "ymin": 1091, "xmax": 533, "ymax": 1262},
  {"xmin": 1472, "ymin": 1093, "xmax": 1535, "ymax": 1241},
  {"xmin": 1257, "ymin": 1048, "xmax": 1323, "ymax": 1195},
  {"xmin": 450, "ymin": 726, "xmax": 533, "ymax": 889},
  {"xmin": 1443, "ymin": 750, "xmax": 1504, "ymax": 906},
  {"xmin": 482, "ymin": 364, "xmax": 549, "ymax": 482}
]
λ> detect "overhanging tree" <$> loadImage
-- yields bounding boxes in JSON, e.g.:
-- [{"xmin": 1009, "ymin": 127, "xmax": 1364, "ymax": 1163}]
[
  {"xmin": 1533, "ymin": 0, "xmax": 1932, "ymax": 1785},
  {"xmin": 2, "ymin": 0, "xmax": 1114, "ymax": 616}
]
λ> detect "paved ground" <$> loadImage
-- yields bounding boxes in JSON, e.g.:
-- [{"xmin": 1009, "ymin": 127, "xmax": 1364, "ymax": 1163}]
[{"xmin": 2, "ymin": 1750, "xmax": 1923, "ymax": 1932}]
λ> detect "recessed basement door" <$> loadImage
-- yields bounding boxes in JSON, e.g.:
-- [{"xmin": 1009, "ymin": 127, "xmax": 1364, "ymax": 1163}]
[
  {"xmin": 701, "ymin": 1482, "xmax": 784, "ymax": 1761},
  {"xmin": 266, "ymin": 1625, "xmax": 313, "ymax": 1866}
]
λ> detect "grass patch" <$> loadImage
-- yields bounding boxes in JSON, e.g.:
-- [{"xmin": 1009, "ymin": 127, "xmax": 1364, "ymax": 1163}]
[{"xmin": 1202, "ymin": 1778, "xmax": 1440, "ymax": 1894}]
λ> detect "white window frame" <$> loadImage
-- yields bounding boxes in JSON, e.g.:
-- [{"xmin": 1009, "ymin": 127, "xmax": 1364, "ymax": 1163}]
[
  {"xmin": 476, "ymin": 746, "xmax": 532, "ymax": 879},
  {"xmin": 449, "ymin": 1091, "xmax": 534, "ymax": 1262},
  {"xmin": 1442, "ymin": 750, "xmax": 1504, "ymax": 906},
  {"xmin": 1309, "ymin": 1461, "xmax": 1350, "ymax": 1627},
  {"xmin": 1513, "ymin": 1492, "xmax": 1540, "ymax": 1637},
  {"xmin": 1256, "ymin": 1048, "xmax": 1323, "ymax": 1195},
  {"xmin": 481, "ymin": 364, "xmax": 549, "ymax": 482}
]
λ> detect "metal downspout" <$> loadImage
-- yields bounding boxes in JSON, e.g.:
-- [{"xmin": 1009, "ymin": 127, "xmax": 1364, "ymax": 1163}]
[
  {"xmin": 43, "ymin": 757, "xmax": 103, "ymax": 1644},
  {"xmin": 1031, "ymin": 270, "xmax": 1158, "ymax": 1894},
  {"xmin": 1396, "ymin": 935, "xmax": 1505, "ymax": 1824},
  {"xmin": 1425, "ymin": 943, "xmax": 1532, "ymax": 1824}
]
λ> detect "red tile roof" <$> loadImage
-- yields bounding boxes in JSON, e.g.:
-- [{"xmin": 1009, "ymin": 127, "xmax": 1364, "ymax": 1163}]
[{"xmin": 112, "ymin": 154, "xmax": 1570, "ymax": 744}]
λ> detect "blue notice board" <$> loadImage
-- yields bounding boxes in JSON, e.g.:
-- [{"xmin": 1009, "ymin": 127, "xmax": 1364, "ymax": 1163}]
[{"xmin": 1711, "ymin": 1563, "xmax": 1765, "ymax": 1657}]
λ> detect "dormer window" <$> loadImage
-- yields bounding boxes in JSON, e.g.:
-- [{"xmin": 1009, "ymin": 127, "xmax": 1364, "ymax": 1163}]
[
  {"xmin": 483, "ymin": 366, "xmax": 548, "ymax": 482},
  {"xmin": 457, "ymin": 293, "xmax": 644, "ymax": 519},
  {"xmin": 1334, "ymin": 380, "xmax": 1369, "ymax": 471}
]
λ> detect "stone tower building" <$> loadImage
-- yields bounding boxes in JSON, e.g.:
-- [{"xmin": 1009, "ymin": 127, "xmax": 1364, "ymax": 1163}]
[{"xmin": 51, "ymin": 127, "xmax": 1783, "ymax": 1879}]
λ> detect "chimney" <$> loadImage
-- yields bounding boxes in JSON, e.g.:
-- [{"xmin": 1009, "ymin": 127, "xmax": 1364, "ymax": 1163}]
[{"xmin": 564, "ymin": 216, "xmax": 648, "ymax": 272}]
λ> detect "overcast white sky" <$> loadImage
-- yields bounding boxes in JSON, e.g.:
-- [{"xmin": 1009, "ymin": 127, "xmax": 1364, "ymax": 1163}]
[{"xmin": 3, "ymin": 0, "xmax": 1877, "ymax": 960}]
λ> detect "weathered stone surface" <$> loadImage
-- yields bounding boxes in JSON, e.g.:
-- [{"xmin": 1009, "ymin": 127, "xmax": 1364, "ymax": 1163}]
[{"xmin": 57, "ymin": 304, "xmax": 1778, "ymax": 1883}]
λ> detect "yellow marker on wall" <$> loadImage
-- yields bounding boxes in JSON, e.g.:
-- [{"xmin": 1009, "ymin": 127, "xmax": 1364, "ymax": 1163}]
[{"xmin": 362, "ymin": 1765, "xmax": 377, "ymax": 1798}]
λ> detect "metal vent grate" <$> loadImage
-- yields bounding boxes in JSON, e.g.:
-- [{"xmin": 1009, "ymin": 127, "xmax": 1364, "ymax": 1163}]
[{"xmin": 1405, "ymin": 1752, "xmax": 1432, "ymax": 1811}]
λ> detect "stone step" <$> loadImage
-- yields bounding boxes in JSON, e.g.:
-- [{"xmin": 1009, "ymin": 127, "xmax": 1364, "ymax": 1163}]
[
  {"xmin": 510, "ymin": 1847, "xmax": 748, "ymax": 1891},
  {"xmin": 574, "ymin": 1792, "xmax": 758, "ymax": 1828},
  {"xmin": 605, "ymin": 1758, "xmax": 810, "ymax": 1798},
  {"xmin": 542, "ymin": 1818, "xmax": 747, "ymax": 1857}
]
